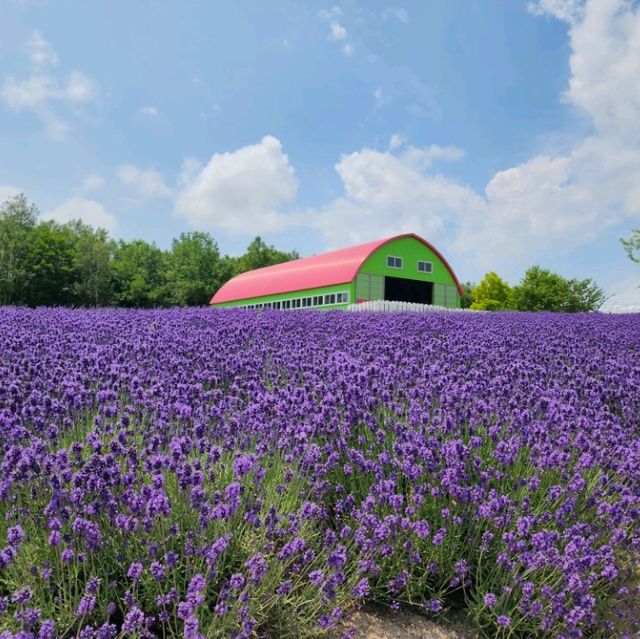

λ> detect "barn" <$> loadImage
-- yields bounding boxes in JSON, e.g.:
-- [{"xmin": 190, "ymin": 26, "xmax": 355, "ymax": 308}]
[{"xmin": 210, "ymin": 233, "xmax": 463, "ymax": 310}]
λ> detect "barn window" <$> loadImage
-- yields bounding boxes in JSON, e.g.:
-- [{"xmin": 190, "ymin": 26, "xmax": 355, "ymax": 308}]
[
  {"xmin": 417, "ymin": 260, "xmax": 433, "ymax": 273},
  {"xmin": 387, "ymin": 256, "xmax": 403, "ymax": 269},
  {"xmin": 314, "ymin": 296, "xmax": 323, "ymax": 306}
]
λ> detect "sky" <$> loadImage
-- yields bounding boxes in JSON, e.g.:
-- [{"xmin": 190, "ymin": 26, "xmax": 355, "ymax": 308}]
[{"xmin": 0, "ymin": 0, "xmax": 639, "ymax": 297}]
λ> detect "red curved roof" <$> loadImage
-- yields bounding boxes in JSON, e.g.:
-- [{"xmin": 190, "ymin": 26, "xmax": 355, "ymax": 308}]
[{"xmin": 211, "ymin": 233, "xmax": 463, "ymax": 304}]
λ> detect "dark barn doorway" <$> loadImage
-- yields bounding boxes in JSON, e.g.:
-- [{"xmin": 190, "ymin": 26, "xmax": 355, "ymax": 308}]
[{"xmin": 384, "ymin": 276, "xmax": 433, "ymax": 304}]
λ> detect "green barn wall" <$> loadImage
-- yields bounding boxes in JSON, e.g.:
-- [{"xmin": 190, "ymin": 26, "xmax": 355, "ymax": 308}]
[
  {"xmin": 213, "ymin": 281, "xmax": 354, "ymax": 310},
  {"xmin": 357, "ymin": 236, "xmax": 460, "ymax": 308}
]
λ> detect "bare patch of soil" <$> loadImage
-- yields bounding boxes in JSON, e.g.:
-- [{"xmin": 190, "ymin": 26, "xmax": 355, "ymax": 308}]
[{"xmin": 334, "ymin": 606, "xmax": 479, "ymax": 639}]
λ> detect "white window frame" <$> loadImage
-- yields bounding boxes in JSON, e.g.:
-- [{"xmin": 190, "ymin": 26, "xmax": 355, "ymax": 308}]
[
  {"xmin": 417, "ymin": 260, "xmax": 433, "ymax": 274},
  {"xmin": 387, "ymin": 255, "xmax": 403, "ymax": 269}
]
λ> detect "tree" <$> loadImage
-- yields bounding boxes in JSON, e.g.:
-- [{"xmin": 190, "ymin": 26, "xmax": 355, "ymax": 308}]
[
  {"xmin": 564, "ymin": 277, "xmax": 605, "ymax": 312},
  {"xmin": 166, "ymin": 232, "xmax": 222, "ymax": 306},
  {"xmin": 0, "ymin": 194, "xmax": 38, "ymax": 305},
  {"xmin": 24, "ymin": 221, "xmax": 76, "ymax": 306},
  {"xmin": 112, "ymin": 240, "xmax": 169, "ymax": 307},
  {"xmin": 510, "ymin": 266, "xmax": 604, "ymax": 312},
  {"xmin": 621, "ymin": 229, "xmax": 640, "ymax": 263},
  {"xmin": 235, "ymin": 236, "xmax": 299, "ymax": 274},
  {"xmin": 470, "ymin": 272, "xmax": 512, "ymax": 311},
  {"xmin": 67, "ymin": 221, "xmax": 115, "ymax": 306},
  {"xmin": 460, "ymin": 281, "xmax": 475, "ymax": 309}
]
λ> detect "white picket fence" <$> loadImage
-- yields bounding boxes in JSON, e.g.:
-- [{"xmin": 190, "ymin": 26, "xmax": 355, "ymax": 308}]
[{"xmin": 346, "ymin": 300, "xmax": 480, "ymax": 313}]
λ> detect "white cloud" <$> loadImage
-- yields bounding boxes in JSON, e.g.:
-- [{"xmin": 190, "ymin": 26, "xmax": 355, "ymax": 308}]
[
  {"xmin": 2, "ymin": 75, "xmax": 56, "ymax": 110},
  {"xmin": 400, "ymin": 144, "xmax": 465, "ymax": 169},
  {"xmin": 174, "ymin": 135, "xmax": 299, "ymax": 234},
  {"xmin": 117, "ymin": 165, "xmax": 173, "ymax": 199},
  {"xmin": 138, "ymin": 106, "xmax": 159, "ymax": 116},
  {"xmin": 80, "ymin": 174, "xmax": 105, "ymax": 192},
  {"xmin": 313, "ymin": 147, "xmax": 483, "ymax": 249},
  {"xmin": 0, "ymin": 185, "xmax": 21, "ymax": 204},
  {"xmin": 46, "ymin": 197, "xmax": 117, "ymax": 233},
  {"xmin": 329, "ymin": 22, "xmax": 348, "ymax": 40},
  {"xmin": 327, "ymin": 22, "xmax": 354, "ymax": 55},
  {"xmin": 0, "ymin": 32, "xmax": 98, "ymax": 139},
  {"xmin": 65, "ymin": 71, "xmax": 97, "ymax": 103},
  {"xmin": 311, "ymin": 0, "xmax": 640, "ymax": 278},
  {"xmin": 388, "ymin": 133, "xmax": 406, "ymax": 150},
  {"xmin": 26, "ymin": 31, "xmax": 59, "ymax": 68},
  {"xmin": 527, "ymin": 0, "xmax": 584, "ymax": 23},
  {"xmin": 177, "ymin": 157, "xmax": 203, "ymax": 188},
  {"xmin": 319, "ymin": 8, "xmax": 354, "ymax": 57}
]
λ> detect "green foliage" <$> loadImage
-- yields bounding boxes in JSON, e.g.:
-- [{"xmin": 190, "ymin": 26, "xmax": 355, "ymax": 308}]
[
  {"xmin": 67, "ymin": 221, "xmax": 115, "ymax": 307},
  {"xmin": 24, "ymin": 221, "xmax": 76, "ymax": 306},
  {"xmin": 0, "ymin": 194, "xmax": 39, "ymax": 305},
  {"xmin": 470, "ymin": 272, "xmax": 512, "ymax": 311},
  {"xmin": 511, "ymin": 266, "xmax": 604, "ymax": 312},
  {"xmin": 621, "ymin": 228, "xmax": 640, "ymax": 264},
  {"xmin": 0, "ymin": 195, "xmax": 299, "ymax": 308},
  {"xmin": 112, "ymin": 239, "xmax": 168, "ymax": 307},
  {"xmin": 234, "ymin": 236, "xmax": 300, "ymax": 274},
  {"xmin": 166, "ymin": 232, "xmax": 223, "ymax": 306},
  {"xmin": 563, "ymin": 277, "xmax": 606, "ymax": 312},
  {"xmin": 460, "ymin": 281, "xmax": 475, "ymax": 309},
  {"xmin": 2, "ymin": 412, "xmax": 360, "ymax": 638}
]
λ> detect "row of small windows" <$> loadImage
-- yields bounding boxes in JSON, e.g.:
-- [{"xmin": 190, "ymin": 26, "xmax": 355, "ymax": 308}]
[
  {"xmin": 387, "ymin": 255, "xmax": 433, "ymax": 274},
  {"xmin": 236, "ymin": 291, "xmax": 350, "ymax": 310}
]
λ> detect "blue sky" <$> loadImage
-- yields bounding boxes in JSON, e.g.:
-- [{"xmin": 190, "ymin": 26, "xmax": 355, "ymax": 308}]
[{"xmin": 1, "ymin": 0, "xmax": 639, "ymax": 296}]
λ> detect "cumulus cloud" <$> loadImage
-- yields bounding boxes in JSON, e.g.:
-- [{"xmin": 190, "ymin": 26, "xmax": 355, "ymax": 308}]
[
  {"xmin": 400, "ymin": 144, "xmax": 465, "ymax": 169},
  {"xmin": 174, "ymin": 135, "xmax": 299, "ymax": 234},
  {"xmin": 46, "ymin": 197, "xmax": 117, "ymax": 233},
  {"xmin": 312, "ymin": 0, "xmax": 640, "ymax": 277},
  {"xmin": 0, "ymin": 32, "xmax": 99, "ymax": 139},
  {"xmin": 117, "ymin": 165, "xmax": 173, "ymax": 199},
  {"xmin": 313, "ymin": 147, "xmax": 483, "ymax": 249}
]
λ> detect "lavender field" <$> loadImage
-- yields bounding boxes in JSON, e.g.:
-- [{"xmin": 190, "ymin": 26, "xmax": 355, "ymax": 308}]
[{"xmin": 1, "ymin": 308, "xmax": 639, "ymax": 639}]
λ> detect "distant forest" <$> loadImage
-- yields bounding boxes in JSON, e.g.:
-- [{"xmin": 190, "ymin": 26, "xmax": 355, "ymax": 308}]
[{"xmin": 0, "ymin": 194, "xmax": 298, "ymax": 307}]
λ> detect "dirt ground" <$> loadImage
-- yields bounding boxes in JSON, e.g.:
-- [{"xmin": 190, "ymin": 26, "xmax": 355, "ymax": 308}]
[{"xmin": 334, "ymin": 607, "xmax": 479, "ymax": 639}]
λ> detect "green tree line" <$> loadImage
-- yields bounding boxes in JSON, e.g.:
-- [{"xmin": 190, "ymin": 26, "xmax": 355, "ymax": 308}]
[
  {"xmin": 0, "ymin": 194, "xmax": 299, "ymax": 307},
  {"xmin": 460, "ymin": 268, "xmax": 605, "ymax": 312}
]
